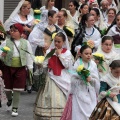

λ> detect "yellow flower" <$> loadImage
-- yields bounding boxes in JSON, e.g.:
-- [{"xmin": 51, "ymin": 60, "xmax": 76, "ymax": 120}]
[
  {"xmin": 93, "ymin": 53, "xmax": 104, "ymax": 59},
  {"xmin": 34, "ymin": 9, "xmax": 41, "ymax": 14},
  {"xmin": 87, "ymin": 40, "xmax": 94, "ymax": 48},
  {"xmin": 3, "ymin": 46, "xmax": 10, "ymax": 52},
  {"xmin": 52, "ymin": 33, "xmax": 57, "ymax": 40},
  {"xmin": 76, "ymin": 65, "xmax": 84, "ymax": 72},
  {"xmin": 34, "ymin": 19, "xmax": 40, "ymax": 24},
  {"xmin": 34, "ymin": 56, "xmax": 45, "ymax": 64},
  {"xmin": 66, "ymin": 27, "xmax": 75, "ymax": 36}
]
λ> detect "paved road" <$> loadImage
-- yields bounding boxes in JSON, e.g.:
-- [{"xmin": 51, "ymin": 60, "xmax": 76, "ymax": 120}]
[{"xmin": 0, "ymin": 91, "xmax": 37, "ymax": 120}]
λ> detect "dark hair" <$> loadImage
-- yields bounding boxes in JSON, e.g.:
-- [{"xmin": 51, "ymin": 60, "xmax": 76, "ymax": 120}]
[
  {"xmin": 109, "ymin": 60, "xmax": 120, "ymax": 69},
  {"xmin": 102, "ymin": 36, "xmax": 113, "ymax": 43},
  {"xmin": 60, "ymin": 10, "xmax": 68, "ymax": 17},
  {"xmin": 90, "ymin": 8, "xmax": 100, "ymax": 16},
  {"xmin": 71, "ymin": 13, "xmax": 93, "ymax": 57},
  {"xmin": 81, "ymin": 13, "xmax": 93, "ymax": 28},
  {"xmin": 106, "ymin": 11, "xmax": 120, "ymax": 33},
  {"xmin": 48, "ymin": 10, "xmax": 56, "ymax": 17},
  {"xmin": 79, "ymin": 3, "xmax": 88, "ymax": 13},
  {"xmin": 80, "ymin": 45, "xmax": 92, "ymax": 54},
  {"xmin": 55, "ymin": 32, "xmax": 66, "ymax": 41},
  {"xmin": 69, "ymin": 0, "xmax": 79, "ymax": 10},
  {"xmin": 80, "ymin": 3, "xmax": 88, "ymax": 9}
]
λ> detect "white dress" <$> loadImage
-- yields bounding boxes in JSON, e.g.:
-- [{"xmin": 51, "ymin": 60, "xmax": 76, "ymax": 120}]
[
  {"xmin": 5, "ymin": 13, "xmax": 34, "ymax": 31},
  {"xmin": 84, "ymin": 27, "xmax": 101, "ymax": 51},
  {"xmin": 70, "ymin": 59, "xmax": 100, "ymax": 120}
]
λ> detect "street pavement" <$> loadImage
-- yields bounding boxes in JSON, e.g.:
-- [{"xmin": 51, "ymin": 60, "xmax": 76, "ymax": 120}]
[{"xmin": 0, "ymin": 91, "xmax": 37, "ymax": 120}]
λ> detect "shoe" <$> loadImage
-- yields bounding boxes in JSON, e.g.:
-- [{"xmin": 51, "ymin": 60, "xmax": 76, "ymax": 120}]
[
  {"xmin": 11, "ymin": 111, "xmax": 18, "ymax": 117},
  {"xmin": 11, "ymin": 108, "xmax": 18, "ymax": 117}
]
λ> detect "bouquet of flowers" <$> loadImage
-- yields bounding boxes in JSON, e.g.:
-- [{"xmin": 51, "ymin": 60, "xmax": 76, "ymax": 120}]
[
  {"xmin": 93, "ymin": 52, "xmax": 106, "ymax": 71},
  {"xmin": 63, "ymin": 26, "xmax": 75, "ymax": 37},
  {"xmin": 82, "ymin": 40, "xmax": 94, "ymax": 48},
  {"xmin": 0, "ymin": 46, "xmax": 10, "ymax": 52},
  {"xmin": 76, "ymin": 64, "xmax": 90, "ymax": 85},
  {"xmin": 51, "ymin": 32, "xmax": 57, "ymax": 41},
  {"xmin": 21, "ymin": 48, "xmax": 55, "ymax": 75}
]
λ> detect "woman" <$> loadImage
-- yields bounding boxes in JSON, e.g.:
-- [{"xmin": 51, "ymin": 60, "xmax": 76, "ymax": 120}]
[
  {"xmin": 106, "ymin": 12, "xmax": 120, "ymax": 53},
  {"xmin": 34, "ymin": 31, "xmax": 73, "ymax": 120},
  {"xmin": 71, "ymin": 13, "xmax": 101, "ymax": 57},
  {"xmin": 105, "ymin": 8, "xmax": 116, "ymax": 27},
  {"xmin": 68, "ymin": 0, "xmax": 80, "ymax": 29},
  {"xmin": 78, "ymin": 3, "xmax": 89, "ymax": 22},
  {"xmin": 28, "ymin": 10, "xmax": 59, "ymax": 54},
  {"xmin": 40, "ymin": 0, "xmax": 58, "ymax": 22},
  {"xmin": 90, "ymin": 7, "xmax": 107, "ymax": 31},
  {"xmin": 4, "ymin": 0, "xmax": 34, "ymax": 39}
]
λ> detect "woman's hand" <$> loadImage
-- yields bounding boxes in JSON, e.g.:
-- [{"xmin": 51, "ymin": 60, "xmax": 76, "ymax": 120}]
[
  {"xmin": 94, "ymin": 59, "xmax": 99, "ymax": 65},
  {"xmin": 55, "ymin": 47, "xmax": 62, "ymax": 56}
]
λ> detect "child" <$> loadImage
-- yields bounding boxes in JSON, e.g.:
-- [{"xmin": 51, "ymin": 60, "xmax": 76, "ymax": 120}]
[
  {"xmin": 0, "ymin": 23, "xmax": 33, "ymax": 116},
  {"xmin": 61, "ymin": 45, "xmax": 100, "ymax": 120},
  {"xmin": 34, "ymin": 31, "xmax": 73, "ymax": 120},
  {"xmin": 94, "ymin": 36, "xmax": 120, "ymax": 78},
  {"xmin": 90, "ymin": 60, "xmax": 120, "ymax": 119}
]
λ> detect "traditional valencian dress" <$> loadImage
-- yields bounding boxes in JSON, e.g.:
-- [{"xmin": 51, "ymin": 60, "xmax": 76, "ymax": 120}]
[
  {"xmin": 83, "ymin": 27, "xmax": 101, "ymax": 51},
  {"xmin": 4, "ymin": 0, "xmax": 34, "ymax": 38},
  {"xmin": 107, "ymin": 25, "xmax": 120, "ymax": 53},
  {"xmin": 61, "ymin": 58, "xmax": 100, "ymax": 120},
  {"xmin": 95, "ymin": 44, "xmax": 120, "ymax": 78},
  {"xmin": 33, "ymin": 32, "xmax": 73, "ymax": 120},
  {"xmin": 90, "ymin": 72, "xmax": 120, "ymax": 119}
]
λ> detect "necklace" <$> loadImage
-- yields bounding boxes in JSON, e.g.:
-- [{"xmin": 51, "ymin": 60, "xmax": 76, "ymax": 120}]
[{"xmin": 85, "ymin": 27, "xmax": 94, "ymax": 36}]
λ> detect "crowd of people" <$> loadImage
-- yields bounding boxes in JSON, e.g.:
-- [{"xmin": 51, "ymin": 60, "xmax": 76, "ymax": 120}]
[{"xmin": 0, "ymin": 0, "xmax": 120, "ymax": 119}]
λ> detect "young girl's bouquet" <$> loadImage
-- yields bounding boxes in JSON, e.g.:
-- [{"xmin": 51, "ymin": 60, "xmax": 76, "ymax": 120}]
[
  {"xmin": 76, "ymin": 64, "xmax": 90, "ymax": 85},
  {"xmin": 93, "ymin": 52, "xmax": 106, "ymax": 71}
]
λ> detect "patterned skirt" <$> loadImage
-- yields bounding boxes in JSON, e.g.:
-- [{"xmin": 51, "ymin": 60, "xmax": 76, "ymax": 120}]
[
  {"xmin": 33, "ymin": 74, "xmax": 67, "ymax": 120},
  {"xmin": 90, "ymin": 98, "xmax": 120, "ymax": 120}
]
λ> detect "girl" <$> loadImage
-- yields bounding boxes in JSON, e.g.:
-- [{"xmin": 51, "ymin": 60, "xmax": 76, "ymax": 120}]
[
  {"xmin": 0, "ymin": 23, "xmax": 33, "ymax": 116},
  {"xmin": 90, "ymin": 60, "xmax": 120, "ymax": 119},
  {"xmin": 61, "ymin": 45, "xmax": 100, "ymax": 120},
  {"xmin": 95, "ymin": 36, "xmax": 120, "ymax": 78},
  {"xmin": 34, "ymin": 31, "xmax": 73, "ymax": 120},
  {"xmin": 106, "ymin": 12, "xmax": 120, "ymax": 53}
]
